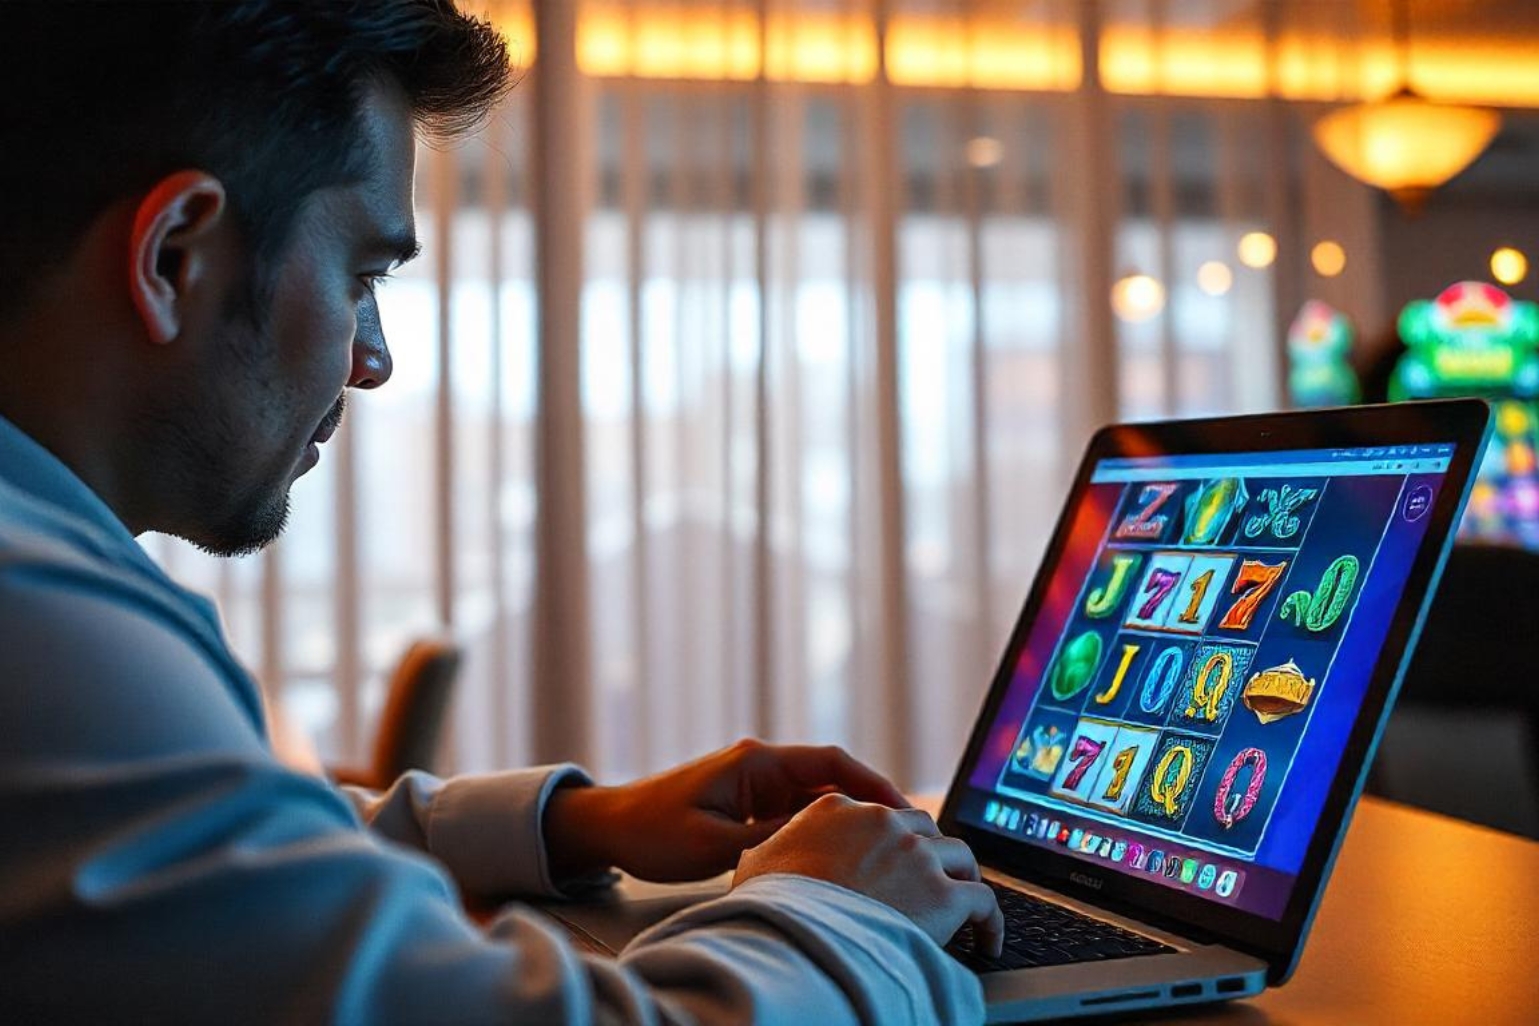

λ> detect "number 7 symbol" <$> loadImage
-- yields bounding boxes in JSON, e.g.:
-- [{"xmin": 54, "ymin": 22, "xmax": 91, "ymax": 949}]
[
  {"xmin": 1219, "ymin": 559, "xmax": 1287, "ymax": 631},
  {"xmin": 1062, "ymin": 735, "xmax": 1107, "ymax": 792},
  {"xmin": 1137, "ymin": 567, "xmax": 1183, "ymax": 621}
]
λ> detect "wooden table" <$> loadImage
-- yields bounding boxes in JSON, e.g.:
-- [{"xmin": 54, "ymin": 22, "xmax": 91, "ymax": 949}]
[{"xmin": 1045, "ymin": 796, "xmax": 1539, "ymax": 1025}]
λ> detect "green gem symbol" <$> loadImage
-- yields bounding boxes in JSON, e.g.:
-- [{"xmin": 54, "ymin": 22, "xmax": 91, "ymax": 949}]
[
  {"xmin": 1184, "ymin": 477, "xmax": 1246, "ymax": 546},
  {"xmin": 1048, "ymin": 630, "xmax": 1104, "ymax": 702}
]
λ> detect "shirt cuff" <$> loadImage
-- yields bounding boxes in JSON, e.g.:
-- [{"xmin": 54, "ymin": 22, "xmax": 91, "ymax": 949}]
[
  {"xmin": 424, "ymin": 763, "xmax": 613, "ymax": 899},
  {"xmin": 627, "ymin": 873, "xmax": 986, "ymax": 1024}
]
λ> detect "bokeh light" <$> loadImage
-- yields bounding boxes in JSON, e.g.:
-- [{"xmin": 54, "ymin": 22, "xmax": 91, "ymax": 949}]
[
  {"xmin": 1197, "ymin": 260, "xmax": 1234, "ymax": 296},
  {"xmin": 1492, "ymin": 247, "xmax": 1529, "ymax": 286},
  {"xmin": 1237, "ymin": 231, "xmax": 1277, "ymax": 269},
  {"xmin": 1311, "ymin": 240, "xmax": 1347, "ymax": 277},
  {"xmin": 1112, "ymin": 273, "xmax": 1167, "ymax": 322}
]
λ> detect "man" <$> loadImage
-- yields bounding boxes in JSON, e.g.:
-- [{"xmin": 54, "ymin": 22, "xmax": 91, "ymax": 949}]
[{"xmin": 0, "ymin": 3, "xmax": 1001, "ymax": 1022}]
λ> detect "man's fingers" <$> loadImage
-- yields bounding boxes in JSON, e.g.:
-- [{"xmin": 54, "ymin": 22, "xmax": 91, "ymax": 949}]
[
  {"xmin": 927, "ymin": 834, "xmax": 981, "ymax": 880},
  {"xmin": 893, "ymin": 807, "xmax": 942, "ymax": 838},
  {"xmin": 927, "ymin": 837, "xmax": 999, "ymax": 955},
  {"xmin": 958, "ymin": 880, "xmax": 1005, "ymax": 958},
  {"xmin": 771, "ymin": 744, "xmax": 911, "ymax": 808}
]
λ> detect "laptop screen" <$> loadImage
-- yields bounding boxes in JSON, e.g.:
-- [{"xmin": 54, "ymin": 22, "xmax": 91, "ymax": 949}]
[{"xmin": 952, "ymin": 441, "xmax": 1457, "ymax": 921}]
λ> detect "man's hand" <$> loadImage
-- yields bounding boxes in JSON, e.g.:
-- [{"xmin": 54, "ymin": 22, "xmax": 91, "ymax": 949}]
[
  {"xmin": 543, "ymin": 738, "xmax": 910, "ymax": 884},
  {"xmin": 734, "ymin": 792, "xmax": 1005, "ymax": 958}
]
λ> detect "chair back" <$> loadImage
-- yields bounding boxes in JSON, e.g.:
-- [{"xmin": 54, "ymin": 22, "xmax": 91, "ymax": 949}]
[{"xmin": 370, "ymin": 639, "xmax": 462, "ymax": 782}]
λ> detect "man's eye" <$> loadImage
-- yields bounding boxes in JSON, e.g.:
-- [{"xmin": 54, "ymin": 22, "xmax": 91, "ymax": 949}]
[{"xmin": 359, "ymin": 272, "xmax": 393, "ymax": 296}]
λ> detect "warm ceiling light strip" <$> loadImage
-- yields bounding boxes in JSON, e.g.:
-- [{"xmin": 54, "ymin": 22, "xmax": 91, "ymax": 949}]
[
  {"xmin": 578, "ymin": 11, "xmax": 1080, "ymax": 89},
  {"xmin": 766, "ymin": 13, "xmax": 878, "ymax": 84},
  {"xmin": 1405, "ymin": 40, "xmax": 1539, "ymax": 107},
  {"xmin": 884, "ymin": 18, "xmax": 1079, "ymax": 90},
  {"xmin": 1104, "ymin": 31, "xmax": 1539, "ymax": 107},
  {"xmin": 579, "ymin": 8, "xmax": 879, "ymax": 83},
  {"xmin": 476, "ymin": 3, "xmax": 1539, "ymax": 108}
]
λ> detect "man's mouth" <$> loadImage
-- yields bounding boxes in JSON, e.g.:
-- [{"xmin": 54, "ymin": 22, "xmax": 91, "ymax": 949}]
[{"xmin": 311, "ymin": 396, "xmax": 347, "ymax": 446}]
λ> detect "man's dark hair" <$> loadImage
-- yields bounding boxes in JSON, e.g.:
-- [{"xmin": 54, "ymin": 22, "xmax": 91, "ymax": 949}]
[{"xmin": 0, "ymin": 0, "xmax": 511, "ymax": 322}]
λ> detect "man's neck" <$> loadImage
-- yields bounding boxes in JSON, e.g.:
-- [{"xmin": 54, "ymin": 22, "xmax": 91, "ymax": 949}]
[{"xmin": 0, "ymin": 335, "xmax": 152, "ymax": 536}]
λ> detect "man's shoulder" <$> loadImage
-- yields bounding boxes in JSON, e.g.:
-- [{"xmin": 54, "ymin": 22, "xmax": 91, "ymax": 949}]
[
  {"xmin": 0, "ymin": 472, "xmax": 197, "ymax": 621},
  {"xmin": 0, "ymin": 475, "xmax": 265, "ymax": 743},
  {"xmin": 0, "ymin": 472, "xmax": 132, "ymax": 577}
]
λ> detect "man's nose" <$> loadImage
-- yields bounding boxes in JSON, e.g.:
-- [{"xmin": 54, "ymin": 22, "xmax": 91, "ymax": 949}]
[{"xmin": 351, "ymin": 294, "xmax": 393, "ymax": 389}]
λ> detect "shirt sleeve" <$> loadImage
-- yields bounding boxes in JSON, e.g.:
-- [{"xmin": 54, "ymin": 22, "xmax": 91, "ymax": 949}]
[
  {"xmin": 342, "ymin": 764, "xmax": 612, "ymax": 898},
  {"xmin": 0, "ymin": 564, "xmax": 985, "ymax": 1025}
]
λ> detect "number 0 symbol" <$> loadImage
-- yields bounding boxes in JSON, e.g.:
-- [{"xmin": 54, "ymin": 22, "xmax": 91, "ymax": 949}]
[
  {"xmin": 1140, "ymin": 646, "xmax": 1183, "ymax": 714},
  {"xmin": 1213, "ymin": 747, "xmax": 1268, "ymax": 828}
]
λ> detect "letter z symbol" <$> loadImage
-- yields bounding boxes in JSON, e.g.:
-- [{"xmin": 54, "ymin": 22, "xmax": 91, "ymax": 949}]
[{"xmin": 1118, "ymin": 483, "xmax": 1179, "ymax": 541}]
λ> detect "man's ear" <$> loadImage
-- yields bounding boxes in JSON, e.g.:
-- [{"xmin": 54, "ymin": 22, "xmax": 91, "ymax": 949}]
[{"xmin": 128, "ymin": 170, "xmax": 230, "ymax": 345}]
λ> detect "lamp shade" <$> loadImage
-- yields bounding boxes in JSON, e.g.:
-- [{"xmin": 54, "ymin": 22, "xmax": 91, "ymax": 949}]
[{"xmin": 1312, "ymin": 89, "xmax": 1500, "ymax": 207}]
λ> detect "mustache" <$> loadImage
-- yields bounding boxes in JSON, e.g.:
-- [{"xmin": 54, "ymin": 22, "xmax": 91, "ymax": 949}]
[{"xmin": 320, "ymin": 394, "xmax": 347, "ymax": 435}]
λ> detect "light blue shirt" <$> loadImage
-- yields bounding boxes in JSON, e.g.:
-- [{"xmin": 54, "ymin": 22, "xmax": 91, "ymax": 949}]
[{"xmin": 0, "ymin": 413, "xmax": 983, "ymax": 1024}]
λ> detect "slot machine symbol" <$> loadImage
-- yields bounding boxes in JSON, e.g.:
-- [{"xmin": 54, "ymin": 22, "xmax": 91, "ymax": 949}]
[
  {"xmin": 1183, "ymin": 478, "xmax": 1247, "ymax": 546},
  {"xmin": 1213, "ymin": 747, "xmax": 1269, "ymax": 829},
  {"xmin": 1174, "ymin": 642, "xmax": 1253, "ymax": 731},
  {"xmin": 1011, "ymin": 721, "xmax": 1069, "ymax": 780},
  {"xmin": 1278, "ymin": 555, "xmax": 1360, "ymax": 633},
  {"xmin": 1133, "ymin": 734, "xmax": 1215, "ymax": 826},
  {"xmin": 1242, "ymin": 659, "xmax": 1316, "ymax": 724},
  {"xmin": 1047, "ymin": 631, "xmax": 1104, "ymax": 703},
  {"xmin": 1085, "ymin": 553, "xmax": 1143, "ymax": 619},
  {"xmin": 1116, "ymin": 483, "xmax": 1181, "ymax": 541},
  {"xmin": 1243, "ymin": 484, "xmax": 1320, "ymax": 542}
]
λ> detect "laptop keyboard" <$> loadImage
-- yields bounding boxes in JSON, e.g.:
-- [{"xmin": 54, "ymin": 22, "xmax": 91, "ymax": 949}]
[{"xmin": 948, "ymin": 881, "xmax": 1177, "ymax": 973}]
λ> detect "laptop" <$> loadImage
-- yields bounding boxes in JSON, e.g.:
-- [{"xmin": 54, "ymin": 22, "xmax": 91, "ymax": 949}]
[{"xmin": 541, "ymin": 399, "xmax": 1492, "ymax": 1021}]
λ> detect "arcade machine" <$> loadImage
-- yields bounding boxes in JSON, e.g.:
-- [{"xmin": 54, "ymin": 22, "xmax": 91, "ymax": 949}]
[
  {"xmin": 1389, "ymin": 281, "xmax": 1539, "ymax": 549},
  {"xmin": 1287, "ymin": 300, "xmax": 1360, "ymax": 408}
]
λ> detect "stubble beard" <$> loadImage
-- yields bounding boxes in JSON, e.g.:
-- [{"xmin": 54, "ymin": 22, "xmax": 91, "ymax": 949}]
[
  {"xmin": 157, "ymin": 299, "xmax": 296, "ymax": 559},
  {"xmin": 166, "ymin": 399, "xmax": 295, "ymax": 560}
]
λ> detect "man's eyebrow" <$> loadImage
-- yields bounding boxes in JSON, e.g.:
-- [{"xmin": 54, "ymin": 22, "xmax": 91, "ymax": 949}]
[{"xmin": 366, "ymin": 230, "xmax": 421, "ymax": 267}]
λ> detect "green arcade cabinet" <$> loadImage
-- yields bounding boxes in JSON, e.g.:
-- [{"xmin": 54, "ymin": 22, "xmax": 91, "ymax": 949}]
[{"xmin": 1390, "ymin": 280, "xmax": 1539, "ymax": 549}]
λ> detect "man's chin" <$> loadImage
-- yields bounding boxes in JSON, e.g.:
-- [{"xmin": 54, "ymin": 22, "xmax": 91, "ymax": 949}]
[{"xmin": 186, "ymin": 494, "xmax": 292, "ymax": 558}]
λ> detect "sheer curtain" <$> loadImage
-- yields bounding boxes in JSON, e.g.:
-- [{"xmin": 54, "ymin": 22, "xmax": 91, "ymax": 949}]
[{"xmin": 148, "ymin": 0, "xmax": 1396, "ymax": 792}]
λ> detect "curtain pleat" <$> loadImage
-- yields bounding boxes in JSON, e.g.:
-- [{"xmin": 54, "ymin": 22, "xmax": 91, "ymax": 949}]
[
  {"xmin": 530, "ymin": 0, "xmax": 595, "ymax": 767},
  {"xmin": 620, "ymin": 76, "xmax": 653, "ymax": 772}
]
